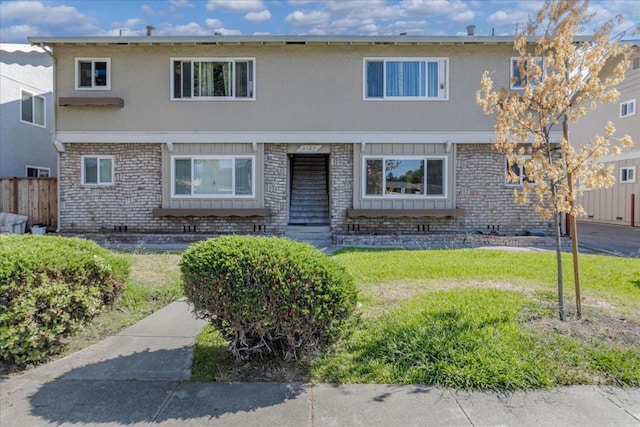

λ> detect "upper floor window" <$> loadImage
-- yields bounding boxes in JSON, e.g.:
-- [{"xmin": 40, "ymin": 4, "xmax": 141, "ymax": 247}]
[
  {"xmin": 620, "ymin": 99, "xmax": 636, "ymax": 118},
  {"xmin": 20, "ymin": 90, "xmax": 45, "ymax": 127},
  {"xmin": 76, "ymin": 58, "xmax": 111, "ymax": 90},
  {"xmin": 510, "ymin": 57, "xmax": 543, "ymax": 90},
  {"xmin": 364, "ymin": 58, "xmax": 448, "ymax": 100},
  {"xmin": 620, "ymin": 166, "xmax": 636, "ymax": 183},
  {"xmin": 82, "ymin": 156, "xmax": 113, "ymax": 185},
  {"xmin": 171, "ymin": 58, "xmax": 255, "ymax": 100},
  {"xmin": 363, "ymin": 156, "xmax": 446, "ymax": 198},
  {"xmin": 172, "ymin": 155, "xmax": 255, "ymax": 197}
]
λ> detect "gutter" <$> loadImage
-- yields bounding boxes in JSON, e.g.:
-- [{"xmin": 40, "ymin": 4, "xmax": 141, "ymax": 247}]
[{"xmin": 36, "ymin": 43, "xmax": 62, "ymax": 234}]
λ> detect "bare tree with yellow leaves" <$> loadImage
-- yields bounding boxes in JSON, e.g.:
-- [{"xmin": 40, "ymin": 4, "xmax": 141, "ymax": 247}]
[{"xmin": 477, "ymin": 0, "xmax": 634, "ymax": 321}]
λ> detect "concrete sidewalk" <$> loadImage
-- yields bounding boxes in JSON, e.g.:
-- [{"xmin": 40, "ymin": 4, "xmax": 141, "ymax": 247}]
[{"xmin": 2, "ymin": 300, "xmax": 639, "ymax": 427}]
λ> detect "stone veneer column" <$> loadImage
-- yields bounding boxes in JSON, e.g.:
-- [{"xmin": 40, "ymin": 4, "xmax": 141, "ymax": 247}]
[
  {"xmin": 329, "ymin": 143, "xmax": 354, "ymax": 238},
  {"xmin": 263, "ymin": 143, "xmax": 288, "ymax": 235}
]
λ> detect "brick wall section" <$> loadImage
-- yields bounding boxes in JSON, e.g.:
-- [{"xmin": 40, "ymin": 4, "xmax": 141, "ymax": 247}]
[
  {"xmin": 60, "ymin": 143, "xmax": 162, "ymax": 232},
  {"xmin": 335, "ymin": 144, "xmax": 551, "ymax": 243},
  {"xmin": 60, "ymin": 143, "xmax": 289, "ymax": 235},
  {"xmin": 61, "ymin": 143, "xmax": 550, "ymax": 240},
  {"xmin": 329, "ymin": 143, "xmax": 353, "ymax": 234},
  {"xmin": 455, "ymin": 144, "xmax": 550, "ymax": 234},
  {"xmin": 262, "ymin": 143, "xmax": 288, "ymax": 235}
]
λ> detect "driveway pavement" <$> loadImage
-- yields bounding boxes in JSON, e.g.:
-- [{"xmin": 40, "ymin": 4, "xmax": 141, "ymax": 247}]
[
  {"xmin": 2, "ymin": 299, "xmax": 639, "ymax": 427},
  {"xmin": 577, "ymin": 220, "xmax": 640, "ymax": 257}
]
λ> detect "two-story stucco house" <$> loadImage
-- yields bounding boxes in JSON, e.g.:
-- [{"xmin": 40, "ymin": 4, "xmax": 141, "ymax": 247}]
[
  {"xmin": 29, "ymin": 35, "xmax": 579, "ymax": 245},
  {"xmin": 0, "ymin": 43, "xmax": 56, "ymax": 178},
  {"xmin": 573, "ymin": 41, "xmax": 639, "ymax": 227}
]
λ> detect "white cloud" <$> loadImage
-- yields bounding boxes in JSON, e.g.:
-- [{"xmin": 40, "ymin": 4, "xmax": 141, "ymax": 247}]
[
  {"xmin": 0, "ymin": 24, "xmax": 43, "ymax": 43},
  {"xmin": 245, "ymin": 9, "xmax": 272, "ymax": 22},
  {"xmin": 206, "ymin": 0, "xmax": 264, "ymax": 12},
  {"xmin": 160, "ymin": 22, "xmax": 210, "ymax": 35},
  {"xmin": 205, "ymin": 18, "xmax": 223, "ymax": 28},
  {"xmin": 253, "ymin": 31, "xmax": 271, "ymax": 35},
  {"xmin": 0, "ymin": 1, "xmax": 93, "ymax": 25},
  {"xmin": 112, "ymin": 18, "xmax": 143, "ymax": 29},
  {"xmin": 285, "ymin": 10, "xmax": 330, "ymax": 26},
  {"xmin": 141, "ymin": 4, "xmax": 156, "ymax": 15},
  {"xmin": 169, "ymin": 0, "xmax": 193, "ymax": 9},
  {"xmin": 450, "ymin": 9, "xmax": 475, "ymax": 22},
  {"xmin": 360, "ymin": 23, "xmax": 378, "ymax": 33},
  {"xmin": 288, "ymin": 0, "xmax": 314, "ymax": 4},
  {"xmin": 487, "ymin": 9, "xmax": 530, "ymax": 27}
]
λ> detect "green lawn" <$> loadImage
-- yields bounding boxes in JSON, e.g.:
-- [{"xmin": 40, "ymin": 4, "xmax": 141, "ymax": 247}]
[{"xmin": 192, "ymin": 249, "xmax": 640, "ymax": 389}]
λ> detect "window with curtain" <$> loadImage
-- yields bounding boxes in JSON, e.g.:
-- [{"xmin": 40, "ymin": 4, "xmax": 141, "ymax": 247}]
[
  {"xmin": 172, "ymin": 58, "xmax": 254, "ymax": 99},
  {"xmin": 364, "ymin": 58, "xmax": 448, "ymax": 100},
  {"xmin": 364, "ymin": 156, "xmax": 446, "ymax": 198},
  {"xmin": 20, "ymin": 90, "xmax": 45, "ymax": 127},
  {"xmin": 172, "ymin": 156, "xmax": 254, "ymax": 197}
]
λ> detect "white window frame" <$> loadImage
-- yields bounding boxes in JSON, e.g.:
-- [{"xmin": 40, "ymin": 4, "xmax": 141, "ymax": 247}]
[
  {"xmin": 362, "ymin": 155, "xmax": 448, "ymax": 199},
  {"xmin": 505, "ymin": 156, "xmax": 535, "ymax": 187},
  {"xmin": 362, "ymin": 57, "xmax": 449, "ymax": 101},
  {"xmin": 510, "ymin": 57, "xmax": 544, "ymax": 90},
  {"xmin": 81, "ymin": 155, "xmax": 114, "ymax": 186},
  {"xmin": 75, "ymin": 58, "xmax": 111, "ymax": 90},
  {"xmin": 20, "ymin": 89, "xmax": 45, "ymax": 127},
  {"xmin": 170, "ymin": 155, "xmax": 256, "ymax": 198},
  {"xmin": 620, "ymin": 99, "xmax": 636, "ymax": 118},
  {"xmin": 170, "ymin": 57, "xmax": 256, "ymax": 101},
  {"xmin": 25, "ymin": 166, "xmax": 50, "ymax": 177},
  {"xmin": 620, "ymin": 166, "xmax": 636, "ymax": 183}
]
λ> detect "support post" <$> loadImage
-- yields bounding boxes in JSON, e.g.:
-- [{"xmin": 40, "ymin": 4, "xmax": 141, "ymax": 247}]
[{"xmin": 632, "ymin": 193, "xmax": 636, "ymax": 228}]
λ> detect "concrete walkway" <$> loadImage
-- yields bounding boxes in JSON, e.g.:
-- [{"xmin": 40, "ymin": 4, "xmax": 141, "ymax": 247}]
[{"xmin": 1, "ymin": 300, "xmax": 639, "ymax": 427}]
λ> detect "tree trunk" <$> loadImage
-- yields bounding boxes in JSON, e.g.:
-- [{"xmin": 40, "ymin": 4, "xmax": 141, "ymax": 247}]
[{"xmin": 553, "ymin": 211, "xmax": 566, "ymax": 321}]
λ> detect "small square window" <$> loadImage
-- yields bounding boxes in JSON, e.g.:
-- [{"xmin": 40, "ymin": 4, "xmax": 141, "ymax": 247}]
[
  {"xmin": 20, "ymin": 90, "xmax": 45, "ymax": 127},
  {"xmin": 505, "ymin": 156, "xmax": 534, "ymax": 186},
  {"xmin": 620, "ymin": 99, "xmax": 636, "ymax": 118},
  {"xmin": 76, "ymin": 58, "xmax": 111, "ymax": 90},
  {"xmin": 82, "ymin": 156, "xmax": 113, "ymax": 185},
  {"xmin": 620, "ymin": 167, "xmax": 636, "ymax": 183},
  {"xmin": 510, "ymin": 57, "xmax": 544, "ymax": 90}
]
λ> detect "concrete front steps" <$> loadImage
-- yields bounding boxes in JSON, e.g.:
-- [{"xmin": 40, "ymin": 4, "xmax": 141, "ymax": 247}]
[{"xmin": 285, "ymin": 225, "xmax": 333, "ymax": 248}]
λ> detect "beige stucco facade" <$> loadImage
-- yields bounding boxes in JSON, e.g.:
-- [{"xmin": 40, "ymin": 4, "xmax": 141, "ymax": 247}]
[{"xmin": 30, "ymin": 35, "xmax": 564, "ymax": 242}]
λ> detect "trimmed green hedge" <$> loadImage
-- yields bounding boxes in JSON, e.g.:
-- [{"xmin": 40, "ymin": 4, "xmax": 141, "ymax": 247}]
[
  {"xmin": 181, "ymin": 236, "xmax": 357, "ymax": 360},
  {"xmin": 0, "ymin": 235, "xmax": 129, "ymax": 366}
]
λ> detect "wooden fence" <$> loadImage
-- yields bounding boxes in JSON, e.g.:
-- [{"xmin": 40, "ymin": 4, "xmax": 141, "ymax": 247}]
[{"xmin": 0, "ymin": 178, "xmax": 57, "ymax": 230}]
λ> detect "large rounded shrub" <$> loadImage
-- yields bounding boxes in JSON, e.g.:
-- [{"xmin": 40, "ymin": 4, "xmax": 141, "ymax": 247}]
[
  {"xmin": 0, "ymin": 235, "xmax": 129, "ymax": 366},
  {"xmin": 181, "ymin": 236, "xmax": 357, "ymax": 360}
]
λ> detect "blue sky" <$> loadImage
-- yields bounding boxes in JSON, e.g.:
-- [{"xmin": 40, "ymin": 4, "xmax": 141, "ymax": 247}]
[{"xmin": 1, "ymin": 0, "xmax": 638, "ymax": 43}]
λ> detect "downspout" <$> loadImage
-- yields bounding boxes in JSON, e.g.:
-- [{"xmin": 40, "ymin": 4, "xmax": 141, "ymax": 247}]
[{"xmin": 39, "ymin": 43, "xmax": 61, "ymax": 233}]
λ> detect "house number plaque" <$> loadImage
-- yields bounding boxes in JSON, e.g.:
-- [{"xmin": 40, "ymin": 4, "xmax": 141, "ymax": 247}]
[{"xmin": 296, "ymin": 145, "xmax": 322, "ymax": 152}]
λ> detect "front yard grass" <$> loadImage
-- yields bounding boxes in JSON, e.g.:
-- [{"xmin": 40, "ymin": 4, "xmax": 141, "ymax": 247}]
[{"xmin": 192, "ymin": 249, "xmax": 640, "ymax": 389}]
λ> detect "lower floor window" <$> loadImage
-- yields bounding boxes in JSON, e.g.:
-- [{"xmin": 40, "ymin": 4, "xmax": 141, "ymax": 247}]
[
  {"xmin": 364, "ymin": 156, "xmax": 446, "ymax": 197},
  {"xmin": 505, "ymin": 156, "xmax": 534, "ymax": 186},
  {"xmin": 172, "ymin": 156, "xmax": 254, "ymax": 197},
  {"xmin": 82, "ymin": 156, "xmax": 113, "ymax": 185}
]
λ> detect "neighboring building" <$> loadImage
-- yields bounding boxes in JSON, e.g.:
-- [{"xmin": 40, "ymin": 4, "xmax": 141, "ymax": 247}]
[
  {"xmin": 29, "ymin": 35, "xmax": 575, "ymax": 244},
  {"xmin": 0, "ymin": 43, "xmax": 56, "ymax": 177},
  {"xmin": 573, "ymin": 41, "xmax": 640, "ymax": 226}
]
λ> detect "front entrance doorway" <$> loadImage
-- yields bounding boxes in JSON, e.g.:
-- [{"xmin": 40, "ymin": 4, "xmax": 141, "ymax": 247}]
[{"xmin": 288, "ymin": 154, "xmax": 330, "ymax": 225}]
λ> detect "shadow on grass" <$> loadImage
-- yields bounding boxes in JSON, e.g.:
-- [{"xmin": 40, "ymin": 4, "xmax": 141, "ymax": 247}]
[{"xmin": 29, "ymin": 347, "xmax": 306, "ymax": 425}]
